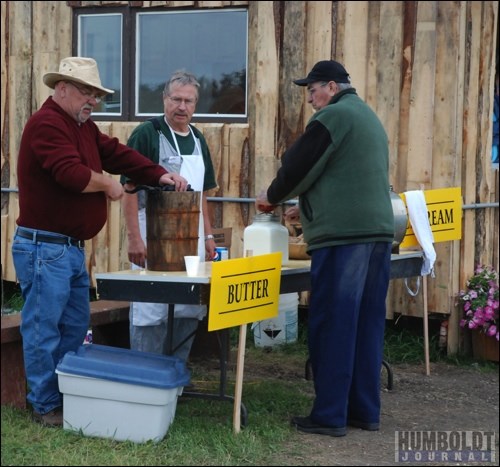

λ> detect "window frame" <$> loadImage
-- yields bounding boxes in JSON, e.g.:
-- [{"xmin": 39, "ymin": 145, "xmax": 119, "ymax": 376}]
[{"xmin": 72, "ymin": 6, "xmax": 248, "ymax": 123}]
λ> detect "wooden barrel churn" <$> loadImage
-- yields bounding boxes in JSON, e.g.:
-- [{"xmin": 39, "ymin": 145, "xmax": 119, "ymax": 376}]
[{"xmin": 146, "ymin": 190, "xmax": 201, "ymax": 271}]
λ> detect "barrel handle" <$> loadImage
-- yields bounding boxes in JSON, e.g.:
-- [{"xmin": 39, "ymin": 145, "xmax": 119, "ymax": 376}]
[
  {"xmin": 404, "ymin": 276, "xmax": 421, "ymax": 297},
  {"xmin": 125, "ymin": 184, "xmax": 193, "ymax": 194}
]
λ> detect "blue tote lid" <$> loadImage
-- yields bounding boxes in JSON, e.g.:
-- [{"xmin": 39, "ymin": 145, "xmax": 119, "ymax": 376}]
[{"xmin": 57, "ymin": 344, "xmax": 190, "ymax": 389}]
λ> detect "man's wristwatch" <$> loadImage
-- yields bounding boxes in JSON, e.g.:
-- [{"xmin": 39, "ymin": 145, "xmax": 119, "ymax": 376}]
[{"xmin": 205, "ymin": 234, "xmax": 214, "ymax": 241}]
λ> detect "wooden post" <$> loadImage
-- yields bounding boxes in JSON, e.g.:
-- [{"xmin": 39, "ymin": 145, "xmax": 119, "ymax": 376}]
[
  {"xmin": 419, "ymin": 184, "xmax": 431, "ymax": 376},
  {"xmin": 232, "ymin": 324, "xmax": 247, "ymax": 433},
  {"xmin": 422, "ymin": 274, "xmax": 431, "ymax": 376}
]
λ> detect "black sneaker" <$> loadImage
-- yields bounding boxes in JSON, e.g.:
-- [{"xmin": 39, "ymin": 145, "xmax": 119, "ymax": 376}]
[
  {"xmin": 291, "ymin": 416, "xmax": 346, "ymax": 437},
  {"xmin": 32, "ymin": 407, "xmax": 63, "ymax": 427},
  {"xmin": 348, "ymin": 419, "xmax": 380, "ymax": 431}
]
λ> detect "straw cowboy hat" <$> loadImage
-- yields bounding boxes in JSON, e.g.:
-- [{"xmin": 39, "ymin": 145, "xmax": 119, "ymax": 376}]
[{"xmin": 43, "ymin": 57, "xmax": 114, "ymax": 95}]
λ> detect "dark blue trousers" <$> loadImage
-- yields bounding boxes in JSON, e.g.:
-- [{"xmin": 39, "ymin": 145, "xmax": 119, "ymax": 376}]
[{"xmin": 308, "ymin": 242, "xmax": 392, "ymax": 428}]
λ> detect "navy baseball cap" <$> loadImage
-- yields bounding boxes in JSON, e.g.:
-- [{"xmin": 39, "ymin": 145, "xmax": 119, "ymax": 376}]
[{"xmin": 294, "ymin": 60, "xmax": 351, "ymax": 86}]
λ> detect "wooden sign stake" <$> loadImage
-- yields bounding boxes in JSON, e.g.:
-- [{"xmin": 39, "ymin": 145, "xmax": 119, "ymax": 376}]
[{"xmin": 232, "ymin": 324, "xmax": 247, "ymax": 433}]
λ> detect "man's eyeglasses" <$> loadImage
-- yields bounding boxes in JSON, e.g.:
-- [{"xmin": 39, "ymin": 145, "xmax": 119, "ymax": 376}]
[
  {"xmin": 66, "ymin": 81, "xmax": 103, "ymax": 103},
  {"xmin": 307, "ymin": 82, "xmax": 329, "ymax": 96},
  {"xmin": 166, "ymin": 95, "xmax": 196, "ymax": 107}
]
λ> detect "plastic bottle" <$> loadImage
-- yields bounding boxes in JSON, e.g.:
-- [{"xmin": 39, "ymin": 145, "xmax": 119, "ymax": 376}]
[{"xmin": 243, "ymin": 212, "xmax": 289, "ymax": 265}]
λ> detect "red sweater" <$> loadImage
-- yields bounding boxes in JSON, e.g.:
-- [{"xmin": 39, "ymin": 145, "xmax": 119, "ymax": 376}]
[{"xmin": 16, "ymin": 97, "xmax": 167, "ymax": 239}]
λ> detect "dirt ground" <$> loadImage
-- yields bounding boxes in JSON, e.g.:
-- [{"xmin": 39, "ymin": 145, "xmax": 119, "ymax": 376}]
[{"xmin": 242, "ymin": 356, "xmax": 499, "ymax": 466}]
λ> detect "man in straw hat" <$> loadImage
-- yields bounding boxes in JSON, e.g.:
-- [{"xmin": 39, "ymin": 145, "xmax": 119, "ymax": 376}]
[{"xmin": 12, "ymin": 57, "xmax": 188, "ymax": 427}]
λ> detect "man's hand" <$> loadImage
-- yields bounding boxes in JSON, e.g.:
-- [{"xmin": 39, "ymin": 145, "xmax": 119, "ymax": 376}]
[
  {"xmin": 127, "ymin": 236, "xmax": 147, "ymax": 268},
  {"xmin": 83, "ymin": 171, "xmax": 125, "ymax": 200},
  {"xmin": 159, "ymin": 173, "xmax": 188, "ymax": 191},
  {"xmin": 283, "ymin": 205, "xmax": 300, "ymax": 223},
  {"xmin": 105, "ymin": 178, "xmax": 125, "ymax": 201},
  {"xmin": 255, "ymin": 190, "xmax": 275, "ymax": 213}
]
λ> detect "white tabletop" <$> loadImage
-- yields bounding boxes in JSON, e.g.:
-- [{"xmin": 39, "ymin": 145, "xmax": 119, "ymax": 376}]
[
  {"xmin": 95, "ymin": 259, "xmax": 313, "ymax": 284},
  {"xmin": 95, "ymin": 251, "xmax": 423, "ymax": 285}
]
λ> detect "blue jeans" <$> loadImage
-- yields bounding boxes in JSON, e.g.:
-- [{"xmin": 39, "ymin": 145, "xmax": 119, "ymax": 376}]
[
  {"xmin": 308, "ymin": 242, "xmax": 392, "ymax": 428},
  {"xmin": 12, "ymin": 227, "xmax": 89, "ymax": 414}
]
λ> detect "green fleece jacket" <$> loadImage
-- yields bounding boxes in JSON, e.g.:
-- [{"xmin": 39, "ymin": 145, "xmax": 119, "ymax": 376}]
[{"xmin": 266, "ymin": 89, "xmax": 394, "ymax": 250}]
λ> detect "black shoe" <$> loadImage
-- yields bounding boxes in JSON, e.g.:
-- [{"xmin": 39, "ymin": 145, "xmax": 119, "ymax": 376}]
[
  {"xmin": 32, "ymin": 407, "xmax": 63, "ymax": 427},
  {"xmin": 291, "ymin": 416, "xmax": 346, "ymax": 437},
  {"xmin": 348, "ymin": 419, "xmax": 380, "ymax": 431}
]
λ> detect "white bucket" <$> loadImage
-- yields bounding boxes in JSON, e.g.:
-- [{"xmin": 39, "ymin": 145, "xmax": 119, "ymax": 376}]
[{"xmin": 251, "ymin": 293, "xmax": 299, "ymax": 348}]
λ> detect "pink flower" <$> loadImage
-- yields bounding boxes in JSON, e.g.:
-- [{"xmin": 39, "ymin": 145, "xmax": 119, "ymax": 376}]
[
  {"xmin": 486, "ymin": 325, "xmax": 497, "ymax": 337},
  {"xmin": 458, "ymin": 265, "xmax": 499, "ymax": 341},
  {"xmin": 468, "ymin": 320, "xmax": 478, "ymax": 329},
  {"xmin": 483, "ymin": 306, "xmax": 495, "ymax": 320}
]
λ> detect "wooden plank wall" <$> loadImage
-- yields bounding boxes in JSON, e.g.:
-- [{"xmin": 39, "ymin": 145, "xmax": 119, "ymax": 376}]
[{"xmin": 1, "ymin": 1, "xmax": 498, "ymax": 355}]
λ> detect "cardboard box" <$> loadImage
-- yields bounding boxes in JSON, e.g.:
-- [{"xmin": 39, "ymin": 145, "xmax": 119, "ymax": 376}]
[
  {"xmin": 212, "ymin": 228, "xmax": 232, "ymax": 248},
  {"xmin": 212, "ymin": 227, "xmax": 232, "ymax": 257},
  {"xmin": 56, "ymin": 344, "xmax": 190, "ymax": 443}
]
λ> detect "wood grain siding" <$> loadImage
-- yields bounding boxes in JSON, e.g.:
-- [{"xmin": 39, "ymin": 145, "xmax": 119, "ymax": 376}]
[{"xmin": 1, "ymin": 1, "xmax": 498, "ymax": 355}]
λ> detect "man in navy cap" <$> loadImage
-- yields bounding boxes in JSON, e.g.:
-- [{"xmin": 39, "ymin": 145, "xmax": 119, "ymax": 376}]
[
  {"xmin": 256, "ymin": 60, "xmax": 394, "ymax": 437},
  {"xmin": 293, "ymin": 59, "xmax": 351, "ymax": 83}
]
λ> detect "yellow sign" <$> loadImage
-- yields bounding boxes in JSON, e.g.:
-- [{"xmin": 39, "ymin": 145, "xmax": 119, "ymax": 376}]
[
  {"xmin": 399, "ymin": 187, "xmax": 462, "ymax": 248},
  {"xmin": 208, "ymin": 252, "xmax": 282, "ymax": 331}
]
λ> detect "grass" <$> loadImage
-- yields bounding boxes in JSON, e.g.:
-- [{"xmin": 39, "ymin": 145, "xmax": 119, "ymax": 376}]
[
  {"xmin": 4, "ymin": 382, "xmax": 309, "ymax": 465},
  {"xmin": 384, "ymin": 316, "xmax": 499, "ymax": 370},
  {"xmin": 1, "ymin": 341, "xmax": 313, "ymax": 466},
  {"xmin": 2, "ymin": 331, "xmax": 496, "ymax": 466},
  {"xmin": 1, "ymin": 280, "xmax": 24, "ymax": 314},
  {"xmin": 1, "ymin": 289, "xmax": 497, "ymax": 465},
  {"xmin": 384, "ymin": 318, "xmax": 443, "ymax": 363}
]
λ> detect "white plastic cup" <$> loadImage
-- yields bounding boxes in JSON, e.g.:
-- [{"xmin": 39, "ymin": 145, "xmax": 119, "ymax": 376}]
[{"xmin": 184, "ymin": 255, "xmax": 200, "ymax": 276}]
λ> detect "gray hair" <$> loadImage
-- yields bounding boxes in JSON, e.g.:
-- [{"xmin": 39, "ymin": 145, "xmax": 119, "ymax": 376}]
[
  {"xmin": 336, "ymin": 82, "xmax": 353, "ymax": 91},
  {"xmin": 163, "ymin": 70, "xmax": 200, "ymax": 97}
]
